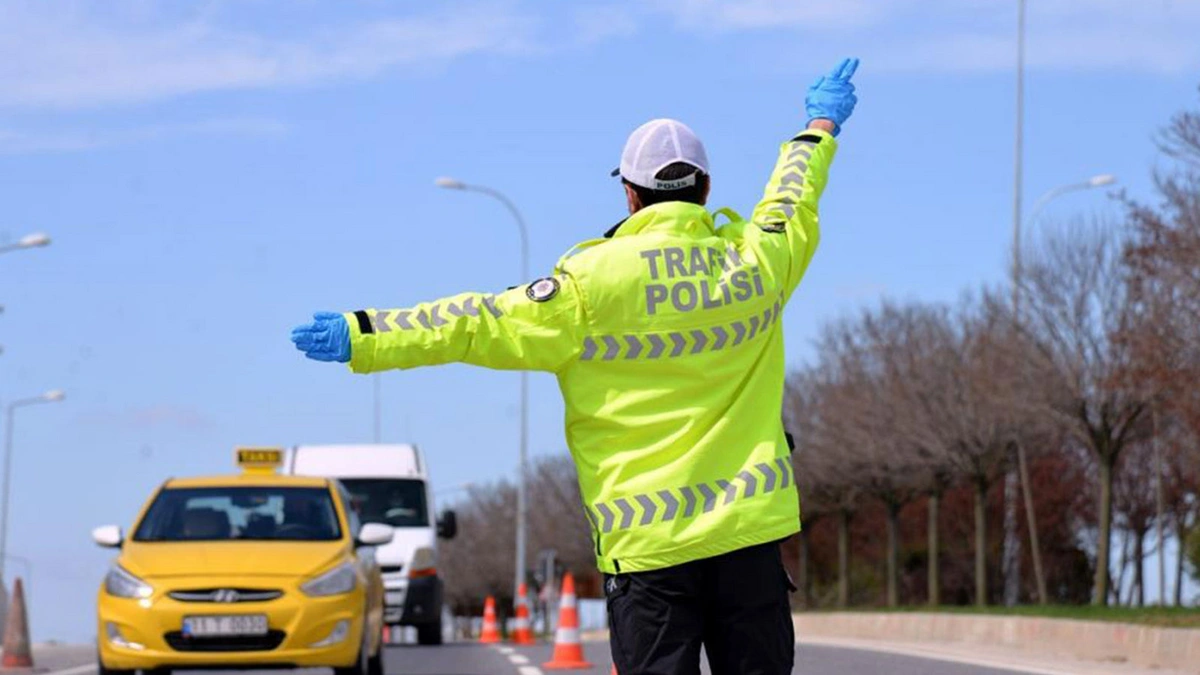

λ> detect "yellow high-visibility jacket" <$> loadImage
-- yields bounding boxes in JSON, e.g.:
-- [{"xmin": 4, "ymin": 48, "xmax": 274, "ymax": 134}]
[{"xmin": 345, "ymin": 129, "xmax": 837, "ymax": 573}]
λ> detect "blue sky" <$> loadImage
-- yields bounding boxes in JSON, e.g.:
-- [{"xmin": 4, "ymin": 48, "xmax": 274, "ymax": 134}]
[{"xmin": 2, "ymin": 0, "xmax": 1198, "ymax": 640}]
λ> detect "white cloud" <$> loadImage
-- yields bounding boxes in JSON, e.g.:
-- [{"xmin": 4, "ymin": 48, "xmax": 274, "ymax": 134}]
[
  {"xmin": 572, "ymin": 5, "xmax": 639, "ymax": 46},
  {"xmin": 643, "ymin": 0, "xmax": 1200, "ymax": 74},
  {"xmin": 0, "ymin": 2, "xmax": 535, "ymax": 110},
  {"xmin": 0, "ymin": 118, "xmax": 288, "ymax": 154},
  {"xmin": 0, "ymin": 0, "xmax": 1194, "ymax": 120},
  {"xmin": 650, "ymin": 0, "xmax": 883, "ymax": 32}
]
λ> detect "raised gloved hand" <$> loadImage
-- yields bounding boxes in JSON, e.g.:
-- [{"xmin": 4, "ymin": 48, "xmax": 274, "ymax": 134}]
[
  {"xmin": 805, "ymin": 57, "xmax": 860, "ymax": 137},
  {"xmin": 290, "ymin": 312, "xmax": 351, "ymax": 363}
]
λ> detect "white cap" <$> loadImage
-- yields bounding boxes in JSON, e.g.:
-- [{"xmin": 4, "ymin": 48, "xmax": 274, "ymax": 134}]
[{"xmin": 612, "ymin": 118, "xmax": 709, "ymax": 191}]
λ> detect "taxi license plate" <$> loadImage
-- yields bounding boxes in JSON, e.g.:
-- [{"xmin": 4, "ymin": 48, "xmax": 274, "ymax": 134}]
[{"xmin": 182, "ymin": 615, "xmax": 268, "ymax": 637}]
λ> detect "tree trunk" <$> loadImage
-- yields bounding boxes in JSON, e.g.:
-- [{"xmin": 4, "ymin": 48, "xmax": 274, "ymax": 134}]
[
  {"xmin": 1175, "ymin": 518, "xmax": 1186, "ymax": 607},
  {"xmin": 886, "ymin": 501, "xmax": 901, "ymax": 608},
  {"xmin": 798, "ymin": 528, "xmax": 811, "ymax": 609},
  {"xmin": 838, "ymin": 509, "xmax": 852, "ymax": 608},
  {"xmin": 928, "ymin": 491, "xmax": 941, "ymax": 607},
  {"xmin": 1094, "ymin": 457, "xmax": 1115, "ymax": 606},
  {"xmin": 1133, "ymin": 528, "xmax": 1146, "ymax": 607},
  {"xmin": 974, "ymin": 478, "xmax": 989, "ymax": 607}
]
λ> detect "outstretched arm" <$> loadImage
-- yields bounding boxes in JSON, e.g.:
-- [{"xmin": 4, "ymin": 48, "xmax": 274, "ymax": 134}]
[
  {"xmin": 748, "ymin": 57, "xmax": 859, "ymax": 295},
  {"xmin": 291, "ymin": 275, "xmax": 587, "ymax": 374}
]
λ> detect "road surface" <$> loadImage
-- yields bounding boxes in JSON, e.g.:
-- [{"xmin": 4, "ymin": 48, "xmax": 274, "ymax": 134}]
[
  {"xmin": 33, "ymin": 642, "xmax": 1060, "ymax": 675},
  {"xmin": 378, "ymin": 642, "xmax": 1036, "ymax": 674}
]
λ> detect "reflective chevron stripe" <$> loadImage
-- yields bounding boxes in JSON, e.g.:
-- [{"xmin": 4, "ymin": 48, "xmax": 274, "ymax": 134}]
[
  {"xmin": 590, "ymin": 459, "xmax": 795, "ymax": 532},
  {"xmin": 368, "ymin": 295, "xmax": 503, "ymax": 333},
  {"xmin": 579, "ymin": 296, "xmax": 785, "ymax": 361}
]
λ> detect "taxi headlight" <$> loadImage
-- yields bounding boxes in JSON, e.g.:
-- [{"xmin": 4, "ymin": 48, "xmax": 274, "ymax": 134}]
[
  {"xmin": 105, "ymin": 565, "xmax": 153, "ymax": 599},
  {"xmin": 301, "ymin": 562, "xmax": 357, "ymax": 597}
]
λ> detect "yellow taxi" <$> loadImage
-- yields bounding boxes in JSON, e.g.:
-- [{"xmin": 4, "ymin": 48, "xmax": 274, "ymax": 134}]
[{"xmin": 93, "ymin": 449, "xmax": 392, "ymax": 675}]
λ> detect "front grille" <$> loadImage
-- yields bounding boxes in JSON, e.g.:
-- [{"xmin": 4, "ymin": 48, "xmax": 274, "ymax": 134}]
[
  {"xmin": 168, "ymin": 588, "xmax": 283, "ymax": 603},
  {"xmin": 380, "ymin": 565, "xmax": 404, "ymax": 575},
  {"xmin": 164, "ymin": 630, "xmax": 286, "ymax": 652}
]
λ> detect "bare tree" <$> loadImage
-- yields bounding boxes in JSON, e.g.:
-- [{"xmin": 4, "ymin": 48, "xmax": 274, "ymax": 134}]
[
  {"xmin": 441, "ymin": 455, "xmax": 596, "ymax": 619},
  {"xmin": 851, "ymin": 302, "xmax": 962, "ymax": 606},
  {"xmin": 789, "ymin": 357, "xmax": 864, "ymax": 608},
  {"xmin": 1019, "ymin": 222, "xmax": 1152, "ymax": 605},
  {"xmin": 1114, "ymin": 439, "xmax": 1162, "ymax": 606},
  {"xmin": 936, "ymin": 294, "xmax": 1025, "ymax": 606}
]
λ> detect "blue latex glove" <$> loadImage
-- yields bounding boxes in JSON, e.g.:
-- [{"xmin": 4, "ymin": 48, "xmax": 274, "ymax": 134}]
[
  {"xmin": 805, "ymin": 57, "xmax": 860, "ymax": 137},
  {"xmin": 290, "ymin": 311, "xmax": 351, "ymax": 363}
]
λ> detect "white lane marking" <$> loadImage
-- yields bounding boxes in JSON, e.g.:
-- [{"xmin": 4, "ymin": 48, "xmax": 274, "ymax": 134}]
[
  {"xmin": 490, "ymin": 644, "xmax": 543, "ymax": 674},
  {"xmin": 42, "ymin": 665, "xmax": 97, "ymax": 675},
  {"xmin": 800, "ymin": 637, "xmax": 1090, "ymax": 675}
]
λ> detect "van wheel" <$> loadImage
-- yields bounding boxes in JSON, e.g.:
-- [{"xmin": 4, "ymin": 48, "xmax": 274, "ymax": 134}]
[{"xmin": 416, "ymin": 621, "xmax": 443, "ymax": 646}]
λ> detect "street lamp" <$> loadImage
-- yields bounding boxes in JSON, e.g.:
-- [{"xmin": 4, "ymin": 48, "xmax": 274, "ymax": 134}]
[
  {"xmin": 1026, "ymin": 175, "xmax": 1117, "ymax": 229},
  {"xmin": 0, "ymin": 390, "xmax": 65, "ymax": 583},
  {"xmin": 436, "ymin": 176, "xmax": 530, "ymax": 601},
  {"xmin": 0, "ymin": 233, "xmax": 51, "ymax": 255}
]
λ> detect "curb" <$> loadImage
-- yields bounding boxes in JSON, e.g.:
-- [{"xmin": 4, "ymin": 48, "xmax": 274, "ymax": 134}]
[{"xmin": 792, "ymin": 611, "xmax": 1200, "ymax": 672}]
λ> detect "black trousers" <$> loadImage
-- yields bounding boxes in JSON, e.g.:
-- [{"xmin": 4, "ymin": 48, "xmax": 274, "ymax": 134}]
[{"xmin": 605, "ymin": 540, "xmax": 795, "ymax": 675}]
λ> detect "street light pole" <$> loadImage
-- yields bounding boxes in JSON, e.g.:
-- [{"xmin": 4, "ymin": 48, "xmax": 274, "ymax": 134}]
[
  {"xmin": 435, "ymin": 177, "xmax": 530, "ymax": 600},
  {"xmin": 1002, "ymin": 0, "xmax": 1028, "ymax": 608},
  {"xmin": 0, "ymin": 233, "xmax": 51, "ymax": 256},
  {"xmin": 0, "ymin": 391, "xmax": 65, "ymax": 584}
]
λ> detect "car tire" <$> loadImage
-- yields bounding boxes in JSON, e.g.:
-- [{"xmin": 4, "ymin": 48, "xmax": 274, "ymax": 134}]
[
  {"xmin": 416, "ymin": 621, "xmax": 443, "ymax": 646},
  {"xmin": 367, "ymin": 640, "xmax": 384, "ymax": 675},
  {"xmin": 144, "ymin": 669, "xmax": 171, "ymax": 675}
]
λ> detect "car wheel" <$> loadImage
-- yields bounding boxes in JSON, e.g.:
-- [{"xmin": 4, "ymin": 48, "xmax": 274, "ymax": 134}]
[
  {"xmin": 144, "ymin": 669, "xmax": 171, "ymax": 675},
  {"xmin": 367, "ymin": 638, "xmax": 384, "ymax": 675},
  {"xmin": 416, "ymin": 620, "xmax": 443, "ymax": 646}
]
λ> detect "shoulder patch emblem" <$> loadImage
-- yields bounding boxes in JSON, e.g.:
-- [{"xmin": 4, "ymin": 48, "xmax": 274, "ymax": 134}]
[{"xmin": 526, "ymin": 277, "xmax": 560, "ymax": 302}]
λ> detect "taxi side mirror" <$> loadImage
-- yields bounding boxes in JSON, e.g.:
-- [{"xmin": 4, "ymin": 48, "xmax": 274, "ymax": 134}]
[
  {"xmin": 92, "ymin": 525, "xmax": 124, "ymax": 548},
  {"xmin": 357, "ymin": 523, "xmax": 393, "ymax": 547},
  {"xmin": 437, "ymin": 510, "xmax": 457, "ymax": 540}
]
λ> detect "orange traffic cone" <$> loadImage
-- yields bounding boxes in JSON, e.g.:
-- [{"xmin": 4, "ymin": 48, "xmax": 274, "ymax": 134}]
[
  {"xmin": 510, "ymin": 583, "xmax": 535, "ymax": 645},
  {"xmin": 2, "ymin": 578, "xmax": 33, "ymax": 669},
  {"xmin": 479, "ymin": 596, "xmax": 501, "ymax": 644},
  {"xmin": 543, "ymin": 573, "xmax": 592, "ymax": 669}
]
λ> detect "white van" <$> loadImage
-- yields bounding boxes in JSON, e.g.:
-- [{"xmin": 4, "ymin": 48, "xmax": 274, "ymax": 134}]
[{"xmin": 284, "ymin": 444, "xmax": 456, "ymax": 645}]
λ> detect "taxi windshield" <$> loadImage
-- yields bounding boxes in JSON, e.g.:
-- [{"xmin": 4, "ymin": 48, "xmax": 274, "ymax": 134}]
[
  {"xmin": 133, "ymin": 486, "xmax": 342, "ymax": 542},
  {"xmin": 339, "ymin": 478, "xmax": 428, "ymax": 528}
]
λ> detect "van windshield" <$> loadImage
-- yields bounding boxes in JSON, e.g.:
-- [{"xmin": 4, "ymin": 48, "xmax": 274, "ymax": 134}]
[{"xmin": 339, "ymin": 479, "xmax": 428, "ymax": 528}]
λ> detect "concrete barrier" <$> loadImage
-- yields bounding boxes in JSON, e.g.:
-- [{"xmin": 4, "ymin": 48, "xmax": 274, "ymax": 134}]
[{"xmin": 793, "ymin": 611, "xmax": 1200, "ymax": 672}]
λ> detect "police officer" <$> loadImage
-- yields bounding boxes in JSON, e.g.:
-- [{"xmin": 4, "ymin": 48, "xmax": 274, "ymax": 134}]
[{"xmin": 291, "ymin": 58, "xmax": 860, "ymax": 674}]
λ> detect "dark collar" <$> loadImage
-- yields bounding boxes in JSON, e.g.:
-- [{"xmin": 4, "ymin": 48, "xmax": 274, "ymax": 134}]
[{"xmin": 603, "ymin": 218, "xmax": 627, "ymax": 239}]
